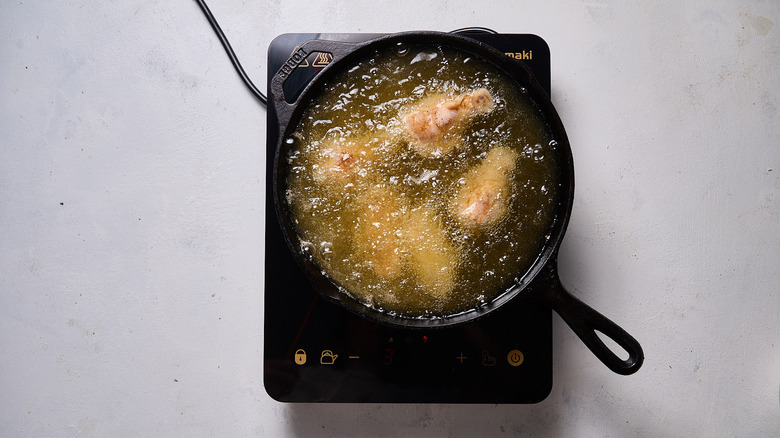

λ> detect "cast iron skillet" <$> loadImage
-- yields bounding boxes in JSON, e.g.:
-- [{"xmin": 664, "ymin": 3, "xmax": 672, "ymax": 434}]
[{"xmin": 269, "ymin": 31, "xmax": 644, "ymax": 375}]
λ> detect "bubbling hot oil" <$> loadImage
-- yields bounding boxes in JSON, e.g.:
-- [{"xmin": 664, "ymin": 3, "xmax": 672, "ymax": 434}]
[{"xmin": 285, "ymin": 44, "xmax": 561, "ymax": 317}]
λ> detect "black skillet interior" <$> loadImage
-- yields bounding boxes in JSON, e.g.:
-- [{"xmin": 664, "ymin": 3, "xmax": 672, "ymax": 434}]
[{"xmin": 270, "ymin": 31, "xmax": 643, "ymax": 375}]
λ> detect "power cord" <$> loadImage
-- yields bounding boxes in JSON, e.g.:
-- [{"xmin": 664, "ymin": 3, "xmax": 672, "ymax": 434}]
[
  {"xmin": 194, "ymin": 0, "xmax": 497, "ymax": 109},
  {"xmin": 194, "ymin": 0, "xmax": 267, "ymax": 106}
]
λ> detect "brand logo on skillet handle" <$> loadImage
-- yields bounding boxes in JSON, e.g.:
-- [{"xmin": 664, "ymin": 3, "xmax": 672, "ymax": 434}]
[{"xmin": 278, "ymin": 47, "xmax": 309, "ymax": 79}]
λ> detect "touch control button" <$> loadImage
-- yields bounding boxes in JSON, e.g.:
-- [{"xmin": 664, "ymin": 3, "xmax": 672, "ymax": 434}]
[
  {"xmin": 294, "ymin": 349, "xmax": 307, "ymax": 365},
  {"xmin": 507, "ymin": 349, "xmax": 524, "ymax": 367},
  {"xmin": 320, "ymin": 350, "xmax": 338, "ymax": 365}
]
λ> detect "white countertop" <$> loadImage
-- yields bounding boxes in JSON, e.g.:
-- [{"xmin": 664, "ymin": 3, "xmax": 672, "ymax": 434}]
[{"xmin": 1, "ymin": 1, "xmax": 778, "ymax": 436}]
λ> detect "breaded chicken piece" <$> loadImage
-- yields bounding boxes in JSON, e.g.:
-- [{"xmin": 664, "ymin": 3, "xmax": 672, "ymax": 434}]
[
  {"xmin": 354, "ymin": 185, "xmax": 406, "ymax": 279},
  {"xmin": 402, "ymin": 88, "xmax": 494, "ymax": 156},
  {"xmin": 402, "ymin": 207, "xmax": 458, "ymax": 298},
  {"xmin": 451, "ymin": 146, "xmax": 519, "ymax": 229},
  {"xmin": 354, "ymin": 187, "xmax": 459, "ymax": 297},
  {"xmin": 312, "ymin": 137, "xmax": 373, "ymax": 185}
]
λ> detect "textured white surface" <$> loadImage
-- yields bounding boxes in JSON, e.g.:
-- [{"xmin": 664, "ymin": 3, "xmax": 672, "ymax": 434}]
[{"xmin": 1, "ymin": 0, "xmax": 779, "ymax": 436}]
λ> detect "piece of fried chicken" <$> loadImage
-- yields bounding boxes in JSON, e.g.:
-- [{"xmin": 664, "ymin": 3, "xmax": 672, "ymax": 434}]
[
  {"xmin": 312, "ymin": 137, "xmax": 374, "ymax": 186},
  {"xmin": 354, "ymin": 185, "xmax": 407, "ymax": 279},
  {"xmin": 354, "ymin": 186, "xmax": 458, "ymax": 297},
  {"xmin": 402, "ymin": 207, "xmax": 458, "ymax": 298},
  {"xmin": 451, "ymin": 146, "xmax": 519, "ymax": 229},
  {"xmin": 402, "ymin": 88, "xmax": 494, "ymax": 156}
]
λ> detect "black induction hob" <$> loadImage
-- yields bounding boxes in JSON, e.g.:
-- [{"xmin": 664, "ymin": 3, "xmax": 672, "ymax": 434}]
[{"xmin": 264, "ymin": 32, "xmax": 554, "ymax": 403}]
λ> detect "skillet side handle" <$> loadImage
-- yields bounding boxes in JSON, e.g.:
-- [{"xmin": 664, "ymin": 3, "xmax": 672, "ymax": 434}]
[
  {"xmin": 547, "ymin": 277, "xmax": 644, "ymax": 375},
  {"xmin": 269, "ymin": 39, "xmax": 360, "ymax": 130}
]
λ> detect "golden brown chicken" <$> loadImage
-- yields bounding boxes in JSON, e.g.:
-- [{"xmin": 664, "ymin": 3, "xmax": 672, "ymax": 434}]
[
  {"xmin": 354, "ymin": 185, "xmax": 407, "ymax": 279},
  {"xmin": 312, "ymin": 137, "xmax": 375, "ymax": 186},
  {"xmin": 450, "ymin": 146, "xmax": 519, "ymax": 229},
  {"xmin": 402, "ymin": 206, "xmax": 458, "ymax": 297},
  {"xmin": 402, "ymin": 88, "xmax": 494, "ymax": 156},
  {"xmin": 353, "ymin": 186, "xmax": 459, "ymax": 297}
]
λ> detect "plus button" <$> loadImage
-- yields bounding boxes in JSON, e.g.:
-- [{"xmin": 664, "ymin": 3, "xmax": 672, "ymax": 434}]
[{"xmin": 456, "ymin": 352, "xmax": 468, "ymax": 364}]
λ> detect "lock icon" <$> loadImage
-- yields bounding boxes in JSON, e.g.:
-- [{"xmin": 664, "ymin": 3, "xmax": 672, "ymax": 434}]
[{"xmin": 294, "ymin": 349, "xmax": 307, "ymax": 365}]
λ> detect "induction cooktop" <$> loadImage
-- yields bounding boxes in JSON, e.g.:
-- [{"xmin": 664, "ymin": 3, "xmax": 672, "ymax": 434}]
[{"xmin": 263, "ymin": 31, "xmax": 554, "ymax": 403}]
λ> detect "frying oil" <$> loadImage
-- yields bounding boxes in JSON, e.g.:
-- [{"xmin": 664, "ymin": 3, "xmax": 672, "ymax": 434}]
[{"xmin": 285, "ymin": 44, "xmax": 561, "ymax": 317}]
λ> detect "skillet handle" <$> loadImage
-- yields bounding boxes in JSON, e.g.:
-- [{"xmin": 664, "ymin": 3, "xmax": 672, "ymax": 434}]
[
  {"xmin": 269, "ymin": 39, "xmax": 361, "ymax": 130},
  {"xmin": 537, "ymin": 268, "xmax": 644, "ymax": 375}
]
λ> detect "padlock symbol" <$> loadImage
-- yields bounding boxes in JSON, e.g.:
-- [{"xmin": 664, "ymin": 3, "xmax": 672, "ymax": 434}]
[{"xmin": 294, "ymin": 349, "xmax": 307, "ymax": 365}]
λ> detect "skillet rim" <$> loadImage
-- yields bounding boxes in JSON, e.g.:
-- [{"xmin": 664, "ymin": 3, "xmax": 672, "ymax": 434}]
[{"xmin": 271, "ymin": 30, "xmax": 575, "ymax": 328}]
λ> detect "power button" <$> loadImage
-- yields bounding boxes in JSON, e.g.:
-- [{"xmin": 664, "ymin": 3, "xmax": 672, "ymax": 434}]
[{"xmin": 507, "ymin": 349, "xmax": 524, "ymax": 367}]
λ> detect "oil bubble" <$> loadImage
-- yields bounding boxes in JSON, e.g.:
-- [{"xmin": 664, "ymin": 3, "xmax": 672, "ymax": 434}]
[
  {"xmin": 320, "ymin": 241, "xmax": 334, "ymax": 260},
  {"xmin": 300, "ymin": 240, "xmax": 315, "ymax": 254},
  {"xmin": 394, "ymin": 42, "xmax": 409, "ymax": 57}
]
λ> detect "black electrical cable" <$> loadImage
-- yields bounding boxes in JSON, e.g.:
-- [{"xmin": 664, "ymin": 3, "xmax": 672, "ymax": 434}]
[
  {"xmin": 194, "ymin": 0, "xmax": 267, "ymax": 106},
  {"xmin": 194, "ymin": 0, "xmax": 496, "ymax": 108}
]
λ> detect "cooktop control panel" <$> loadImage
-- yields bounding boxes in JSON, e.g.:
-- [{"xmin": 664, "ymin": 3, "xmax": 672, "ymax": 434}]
[{"xmin": 264, "ymin": 32, "xmax": 554, "ymax": 403}]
